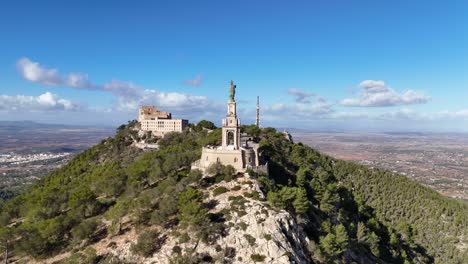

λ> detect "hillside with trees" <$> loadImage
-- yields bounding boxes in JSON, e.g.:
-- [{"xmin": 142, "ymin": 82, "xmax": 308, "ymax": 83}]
[{"xmin": 0, "ymin": 121, "xmax": 466, "ymax": 263}]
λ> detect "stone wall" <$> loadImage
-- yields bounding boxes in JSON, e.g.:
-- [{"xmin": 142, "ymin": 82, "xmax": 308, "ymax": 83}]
[
  {"xmin": 199, "ymin": 147, "xmax": 259, "ymax": 173},
  {"xmin": 200, "ymin": 148, "xmax": 245, "ymax": 172}
]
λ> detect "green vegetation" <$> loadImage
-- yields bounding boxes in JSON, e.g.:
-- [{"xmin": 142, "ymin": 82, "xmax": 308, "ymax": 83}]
[
  {"xmin": 0, "ymin": 121, "xmax": 465, "ymax": 264},
  {"xmin": 131, "ymin": 230, "xmax": 165, "ymax": 257},
  {"xmin": 0, "ymin": 121, "xmax": 222, "ymax": 260},
  {"xmin": 212, "ymin": 186, "xmax": 229, "ymax": 196},
  {"xmin": 238, "ymin": 221, "xmax": 248, "ymax": 231},
  {"xmin": 241, "ymin": 124, "xmax": 262, "ymax": 139},
  {"xmin": 192, "ymin": 120, "xmax": 217, "ymax": 131},
  {"xmin": 256, "ymin": 127, "xmax": 467, "ymax": 263},
  {"xmin": 0, "ymin": 189, "xmax": 16, "ymax": 204},
  {"xmin": 243, "ymin": 190, "xmax": 260, "ymax": 200},
  {"xmin": 244, "ymin": 234, "xmax": 256, "ymax": 246},
  {"xmin": 206, "ymin": 162, "xmax": 236, "ymax": 178},
  {"xmin": 58, "ymin": 247, "xmax": 99, "ymax": 264},
  {"xmin": 71, "ymin": 218, "xmax": 99, "ymax": 243},
  {"xmin": 231, "ymin": 185, "xmax": 241, "ymax": 191},
  {"xmin": 250, "ymin": 253, "xmax": 266, "ymax": 262},
  {"xmin": 178, "ymin": 187, "xmax": 208, "ymax": 226}
]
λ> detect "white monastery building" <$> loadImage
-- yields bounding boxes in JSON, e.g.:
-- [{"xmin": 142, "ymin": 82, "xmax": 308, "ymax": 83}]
[{"xmin": 138, "ymin": 106, "xmax": 188, "ymax": 137}]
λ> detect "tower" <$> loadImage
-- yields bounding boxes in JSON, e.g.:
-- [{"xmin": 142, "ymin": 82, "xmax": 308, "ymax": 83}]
[
  {"xmin": 256, "ymin": 96, "xmax": 260, "ymax": 127},
  {"xmin": 222, "ymin": 81, "xmax": 241, "ymax": 150}
]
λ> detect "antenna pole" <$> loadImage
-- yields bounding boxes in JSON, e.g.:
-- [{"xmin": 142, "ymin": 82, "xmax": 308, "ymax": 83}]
[{"xmin": 256, "ymin": 96, "xmax": 260, "ymax": 127}]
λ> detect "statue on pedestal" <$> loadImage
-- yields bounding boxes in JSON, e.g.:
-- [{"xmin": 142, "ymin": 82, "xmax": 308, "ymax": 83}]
[{"xmin": 229, "ymin": 80, "xmax": 236, "ymax": 101}]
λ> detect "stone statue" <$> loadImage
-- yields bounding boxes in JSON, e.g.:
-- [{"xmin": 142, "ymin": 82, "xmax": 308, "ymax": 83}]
[{"xmin": 229, "ymin": 80, "xmax": 236, "ymax": 101}]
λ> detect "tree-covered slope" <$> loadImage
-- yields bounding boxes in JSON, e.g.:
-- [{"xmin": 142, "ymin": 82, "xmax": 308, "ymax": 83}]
[
  {"xmin": 0, "ymin": 122, "xmax": 466, "ymax": 263},
  {"xmin": 334, "ymin": 160, "xmax": 468, "ymax": 262},
  {"xmin": 258, "ymin": 129, "xmax": 467, "ymax": 263}
]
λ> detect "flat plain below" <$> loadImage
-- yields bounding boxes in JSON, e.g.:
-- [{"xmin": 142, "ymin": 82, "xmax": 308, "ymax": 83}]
[
  {"xmin": 293, "ymin": 130, "xmax": 468, "ymax": 200},
  {"xmin": 0, "ymin": 121, "xmax": 114, "ymax": 192}
]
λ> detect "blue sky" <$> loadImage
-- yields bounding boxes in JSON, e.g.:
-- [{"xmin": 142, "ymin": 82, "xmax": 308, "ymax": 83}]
[{"xmin": 0, "ymin": 0, "xmax": 467, "ymax": 131}]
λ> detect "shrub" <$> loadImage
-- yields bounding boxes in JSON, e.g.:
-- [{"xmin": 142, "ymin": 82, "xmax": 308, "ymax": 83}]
[
  {"xmin": 237, "ymin": 210, "xmax": 247, "ymax": 217},
  {"xmin": 71, "ymin": 218, "xmax": 98, "ymax": 242},
  {"xmin": 198, "ymin": 221, "xmax": 226, "ymax": 244},
  {"xmin": 243, "ymin": 180, "xmax": 253, "ymax": 185},
  {"xmin": 107, "ymin": 241, "xmax": 117, "ymax": 249},
  {"xmin": 251, "ymin": 254, "xmax": 266, "ymax": 262},
  {"xmin": 213, "ymin": 187, "xmax": 228, "ymax": 196},
  {"xmin": 107, "ymin": 222, "xmax": 121, "ymax": 237},
  {"xmin": 244, "ymin": 191, "xmax": 260, "ymax": 200},
  {"xmin": 231, "ymin": 185, "xmax": 242, "ymax": 191},
  {"xmin": 206, "ymin": 163, "xmax": 225, "ymax": 176},
  {"xmin": 223, "ymin": 165, "xmax": 236, "ymax": 177},
  {"xmin": 150, "ymin": 194, "xmax": 178, "ymax": 225},
  {"xmin": 224, "ymin": 247, "xmax": 236, "ymax": 258},
  {"xmin": 264, "ymin": 234, "xmax": 272, "ymax": 241},
  {"xmin": 60, "ymin": 247, "xmax": 99, "ymax": 264},
  {"xmin": 215, "ymin": 244, "xmax": 222, "ymax": 252},
  {"xmin": 131, "ymin": 230, "xmax": 166, "ymax": 257},
  {"xmin": 238, "ymin": 221, "xmax": 248, "ymax": 231},
  {"xmin": 179, "ymin": 232, "xmax": 190, "ymax": 243},
  {"xmin": 195, "ymin": 120, "xmax": 217, "ymax": 131},
  {"xmin": 228, "ymin": 195, "xmax": 247, "ymax": 207},
  {"xmin": 169, "ymin": 251, "xmax": 194, "ymax": 264},
  {"xmin": 224, "ymin": 174, "xmax": 234, "ymax": 182},
  {"xmin": 172, "ymin": 245, "xmax": 182, "ymax": 254},
  {"xmin": 245, "ymin": 168, "xmax": 255, "ymax": 176},
  {"xmin": 187, "ymin": 169, "xmax": 203, "ymax": 183},
  {"xmin": 243, "ymin": 234, "xmax": 256, "ymax": 246}
]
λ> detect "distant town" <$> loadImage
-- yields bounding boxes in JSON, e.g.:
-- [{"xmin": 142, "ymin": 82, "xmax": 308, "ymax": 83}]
[
  {"xmin": 0, "ymin": 152, "xmax": 70, "ymax": 165},
  {"xmin": 0, "ymin": 122, "xmax": 113, "ymax": 193}
]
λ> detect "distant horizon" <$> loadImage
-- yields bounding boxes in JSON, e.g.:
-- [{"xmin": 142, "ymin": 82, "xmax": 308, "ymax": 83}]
[{"xmin": 2, "ymin": 119, "xmax": 468, "ymax": 134}]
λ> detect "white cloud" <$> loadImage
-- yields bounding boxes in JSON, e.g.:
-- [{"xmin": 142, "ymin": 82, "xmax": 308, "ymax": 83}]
[
  {"xmin": 0, "ymin": 92, "xmax": 80, "ymax": 111},
  {"xmin": 17, "ymin": 57, "xmax": 94, "ymax": 89},
  {"xmin": 113, "ymin": 88, "xmax": 220, "ymax": 114},
  {"xmin": 16, "ymin": 58, "xmax": 62, "ymax": 86},
  {"xmin": 16, "ymin": 57, "xmax": 217, "ymax": 115},
  {"xmin": 340, "ymin": 80, "xmax": 430, "ymax": 107},
  {"xmin": 15, "ymin": 59, "xmax": 466, "ymax": 130},
  {"xmin": 359, "ymin": 80, "xmax": 386, "ymax": 90},
  {"xmin": 184, "ymin": 74, "xmax": 203, "ymax": 87},
  {"xmin": 287, "ymin": 88, "xmax": 318, "ymax": 104},
  {"xmin": 262, "ymin": 100, "xmax": 334, "ymax": 123}
]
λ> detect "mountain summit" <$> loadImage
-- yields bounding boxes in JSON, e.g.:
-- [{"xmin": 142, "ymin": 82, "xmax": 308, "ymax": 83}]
[{"xmin": 0, "ymin": 121, "xmax": 466, "ymax": 263}]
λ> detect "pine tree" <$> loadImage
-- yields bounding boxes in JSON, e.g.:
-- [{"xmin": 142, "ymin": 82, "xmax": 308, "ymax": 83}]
[
  {"xmin": 334, "ymin": 224, "xmax": 349, "ymax": 251},
  {"xmin": 293, "ymin": 188, "xmax": 309, "ymax": 214},
  {"xmin": 178, "ymin": 187, "xmax": 208, "ymax": 226}
]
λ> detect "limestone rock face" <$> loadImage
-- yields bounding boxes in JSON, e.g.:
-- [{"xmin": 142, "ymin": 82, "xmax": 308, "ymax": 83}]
[
  {"xmin": 146, "ymin": 176, "xmax": 309, "ymax": 263},
  {"xmin": 86, "ymin": 176, "xmax": 311, "ymax": 264}
]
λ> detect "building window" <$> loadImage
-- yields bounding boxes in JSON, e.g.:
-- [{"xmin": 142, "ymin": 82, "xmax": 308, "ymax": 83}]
[
  {"xmin": 206, "ymin": 156, "xmax": 208, "ymax": 161},
  {"xmin": 234, "ymin": 158, "xmax": 237, "ymax": 162},
  {"xmin": 248, "ymin": 157, "xmax": 252, "ymax": 162},
  {"xmin": 217, "ymin": 157, "xmax": 220, "ymax": 163},
  {"xmin": 227, "ymin": 131, "xmax": 234, "ymax": 145}
]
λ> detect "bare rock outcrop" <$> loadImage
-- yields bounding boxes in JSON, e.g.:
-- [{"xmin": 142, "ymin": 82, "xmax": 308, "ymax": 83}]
[{"xmin": 144, "ymin": 176, "xmax": 310, "ymax": 263}]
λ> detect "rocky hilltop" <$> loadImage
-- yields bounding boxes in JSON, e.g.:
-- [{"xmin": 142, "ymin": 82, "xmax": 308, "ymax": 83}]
[
  {"xmin": 0, "ymin": 121, "xmax": 466, "ymax": 264},
  {"xmin": 86, "ymin": 176, "xmax": 310, "ymax": 264}
]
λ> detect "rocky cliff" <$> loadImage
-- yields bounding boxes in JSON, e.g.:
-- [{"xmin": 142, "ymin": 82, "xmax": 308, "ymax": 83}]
[{"xmin": 65, "ymin": 175, "xmax": 311, "ymax": 264}]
